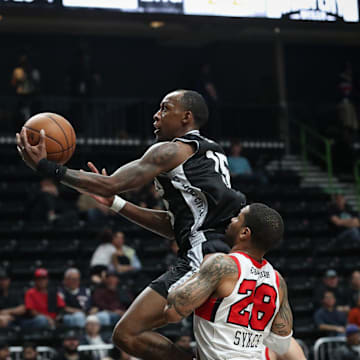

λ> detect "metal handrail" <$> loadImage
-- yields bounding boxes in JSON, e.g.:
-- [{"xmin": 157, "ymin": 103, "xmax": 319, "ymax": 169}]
[
  {"xmin": 292, "ymin": 119, "xmax": 334, "ymax": 192},
  {"xmin": 313, "ymin": 336, "xmax": 346, "ymax": 360}
]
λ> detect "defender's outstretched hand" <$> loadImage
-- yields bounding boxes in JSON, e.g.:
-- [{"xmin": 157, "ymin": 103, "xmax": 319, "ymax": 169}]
[{"xmin": 16, "ymin": 128, "xmax": 47, "ymax": 170}]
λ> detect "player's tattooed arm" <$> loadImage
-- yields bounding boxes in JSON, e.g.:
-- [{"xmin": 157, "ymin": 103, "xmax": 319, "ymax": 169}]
[
  {"xmin": 165, "ymin": 254, "xmax": 238, "ymax": 322},
  {"xmin": 271, "ymin": 272, "xmax": 293, "ymax": 336},
  {"xmin": 61, "ymin": 141, "xmax": 193, "ymax": 197}
]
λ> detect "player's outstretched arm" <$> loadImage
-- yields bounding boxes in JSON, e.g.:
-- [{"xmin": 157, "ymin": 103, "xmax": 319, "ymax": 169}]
[
  {"xmin": 112, "ymin": 201, "xmax": 175, "ymax": 240},
  {"xmin": 277, "ymin": 338, "xmax": 306, "ymax": 360},
  {"xmin": 78, "ymin": 162, "xmax": 175, "ymax": 240},
  {"xmin": 165, "ymin": 254, "xmax": 238, "ymax": 322},
  {"xmin": 264, "ymin": 272, "xmax": 294, "ymax": 356},
  {"xmin": 271, "ymin": 272, "xmax": 293, "ymax": 337},
  {"xmin": 17, "ymin": 129, "xmax": 194, "ymax": 197}
]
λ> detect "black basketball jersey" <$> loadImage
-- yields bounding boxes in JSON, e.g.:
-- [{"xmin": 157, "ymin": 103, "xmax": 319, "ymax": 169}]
[{"xmin": 155, "ymin": 130, "xmax": 246, "ymax": 264}]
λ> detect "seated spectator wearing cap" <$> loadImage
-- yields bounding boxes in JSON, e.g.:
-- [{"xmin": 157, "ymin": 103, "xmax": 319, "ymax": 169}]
[
  {"xmin": 22, "ymin": 342, "xmax": 41, "ymax": 360},
  {"xmin": 348, "ymin": 294, "xmax": 360, "ymax": 327},
  {"xmin": 110, "ymin": 231, "xmax": 141, "ymax": 275},
  {"xmin": 80, "ymin": 316, "xmax": 108, "ymax": 360},
  {"xmin": 0, "ymin": 268, "xmax": 25, "ymax": 328},
  {"xmin": 0, "ymin": 342, "xmax": 10, "ymax": 360},
  {"xmin": 314, "ymin": 290, "xmax": 347, "ymax": 336},
  {"xmin": 22, "ymin": 268, "xmax": 65, "ymax": 329},
  {"xmin": 90, "ymin": 270, "xmax": 132, "ymax": 326},
  {"xmin": 345, "ymin": 270, "xmax": 360, "ymax": 308},
  {"xmin": 329, "ymin": 194, "xmax": 360, "ymax": 242},
  {"xmin": 333, "ymin": 324, "xmax": 360, "ymax": 360},
  {"xmin": 313, "ymin": 269, "xmax": 350, "ymax": 312},
  {"xmin": 54, "ymin": 331, "xmax": 92, "ymax": 360},
  {"xmin": 59, "ymin": 268, "xmax": 91, "ymax": 328}
]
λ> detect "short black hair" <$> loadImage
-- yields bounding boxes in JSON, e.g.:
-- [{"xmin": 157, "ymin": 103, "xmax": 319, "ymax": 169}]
[
  {"xmin": 177, "ymin": 90, "xmax": 209, "ymax": 127},
  {"xmin": 244, "ymin": 203, "xmax": 284, "ymax": 252},
  {"xmin": 97, "ymin": 227, "xmax": 113, "ymax": 244}
]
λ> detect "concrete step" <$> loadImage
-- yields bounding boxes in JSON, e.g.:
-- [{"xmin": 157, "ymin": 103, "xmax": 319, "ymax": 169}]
[{"xmin": 267, "ymin": 155, "xmax": 359, "ymax": 211}]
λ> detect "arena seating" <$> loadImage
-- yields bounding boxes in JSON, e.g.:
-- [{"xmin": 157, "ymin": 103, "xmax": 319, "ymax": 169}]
[{"xmin": 0, "ymin": 141, "xmax": 346, "ymax": 349}]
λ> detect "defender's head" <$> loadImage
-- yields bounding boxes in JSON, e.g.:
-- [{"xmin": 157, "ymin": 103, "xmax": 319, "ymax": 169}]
[
  {"xmin": 226, "ymin": 203, "xmax": 284, "ymax": 254},
  {"xmin": 153, "ymin": 90, "xmax": 209, "ymax": 141}
]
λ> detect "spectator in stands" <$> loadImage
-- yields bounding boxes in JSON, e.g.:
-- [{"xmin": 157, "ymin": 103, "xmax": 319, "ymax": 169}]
[
  {"xmin": 0, "ymin": 342, "xmax": 10, "ymax": 360},
  {"xmin": 90, "ymin": 228, "xmax": 116, "ymax": 284},
  {"xmin": 227, "ymin": 142, "xmax": 252, "ymax": 176},
  {"xmin": 91, "ymin": 270, "xmax": 132, "ymax": 326},
  {"xmin": 314, "ymin": 290, "xmax": 347, "ymax": 336},
  {"xmin": 313, "ymin": 269, "xmax": 349, "ymax": 312},
  {"xmin": 174, "ymin": 333, "xmax": 193, "ymax": 356},
  {"xmin": 22, "ymin": 268, "xmax": 65, "ymax": 329},
  {"xmin": 227, "ymin": 142, "xmax": 268, "ymax": 184},
  {"xmin": 337, "ymin": 61, "xmax": 358, "ymax": 133},
  {"xmin": 164, "ymin": 240, "xmax": 179, "ymax": 269},
  {"xmin": 10, "ymin": 54, "xmax": 41, "ymax": 123},
  {"xmin": 110, "ymin": 231, "xmax": 141, "ymax": 274},
  {"xmin": 11, "ymin": 55, "xmax": 40, "ymax": 96},
  {"xmin": 77, "ymin": 194, "xmax": 112, "ymax": 224},
  {"xmin": 346, "ymin": 270, "xmax": 360, "ymax": 308},
  {"xmin": 348, "ymin": 294, "xmax": 360, "ymax": 327},
  {"xmin": 80, "ymin": 315, "xmax": 108, "ymax": 360},
  {"xmin": 27, "ymin": 178, "xmax": 77, "ymax": 225},
  {"xmin": 196, "ymin": 63, "xmax": 218, "ymax": 105},
  {"xmin": 22, "ymin": 342, "xmax": 40, "ymax": 360},
  {"xmin": 333, "ymin": 324, "xmax": 360, "ymax": 360},
  {"xmin": 0, "ymin": 267, "xmax": 25, "ymax": 328},
  {"xmin": 126, "ymin": 183, "xmax": 164, "ymax": 210},
  {"xmin": 329, "ymin": 194, "xmax": 360, "ymax": 242},
  {"xmin": 59, "ymin": 268, "xmax": 91, "ymax": 328},
  {"xmin": 54, "ymin": 330, "xmax": 92, "ymax": 360}
]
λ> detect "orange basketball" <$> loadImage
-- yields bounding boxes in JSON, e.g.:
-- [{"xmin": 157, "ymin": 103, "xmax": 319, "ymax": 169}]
[{"xmin": 24, "ymin": 112, "xmax": 76, "ymax": 165}]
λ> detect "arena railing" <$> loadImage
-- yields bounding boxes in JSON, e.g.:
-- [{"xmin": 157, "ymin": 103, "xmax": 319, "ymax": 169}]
[
  {"xmin": 11, "ymin": 341, "xmax": 309, "ymax": 359},
  {"xmin": 10, "ymin": 346, "xmax": 56, "ymax": 360},
  {"xmin": 0, "ymin": 95, "xmax": 281, "ymax": 140},
  {"xmin": 313, "ymin": 336, "xmax": 345, "ymax": 360},
  {"xmin": 291, "ymin": 119, "xmax": 334, "ymax": 192},
  {"xmin": 9, "ymin": 344, "xmax": 114, "ymax": 360}
]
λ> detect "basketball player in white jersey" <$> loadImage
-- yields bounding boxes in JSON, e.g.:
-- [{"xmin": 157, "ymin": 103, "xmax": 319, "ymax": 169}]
[{"xmin": 165, "ymin": 203, "xmax": 306, "ymax": 360}]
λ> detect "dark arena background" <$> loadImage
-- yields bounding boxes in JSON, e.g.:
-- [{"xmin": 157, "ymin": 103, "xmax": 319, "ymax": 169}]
[{"xmin": 1, "ymin": 1, "xmax": 360, "ymax": 359}]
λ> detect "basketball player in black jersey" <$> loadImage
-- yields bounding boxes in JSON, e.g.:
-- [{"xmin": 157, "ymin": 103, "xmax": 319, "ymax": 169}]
[{"xmin": 17, "ymin": 89, "xmax": 246, "ymax": 360}]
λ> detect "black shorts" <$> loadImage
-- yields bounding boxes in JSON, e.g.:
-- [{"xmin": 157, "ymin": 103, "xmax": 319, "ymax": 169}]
[{"xmin": 150, "ymin": 237, "xmax": 230, "ymax": 298}]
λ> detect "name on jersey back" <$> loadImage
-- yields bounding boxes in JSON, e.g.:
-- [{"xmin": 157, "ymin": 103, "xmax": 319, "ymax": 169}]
[{"xmin": 250, "ymin": 267, "xmax": 270, "ymax": 279}]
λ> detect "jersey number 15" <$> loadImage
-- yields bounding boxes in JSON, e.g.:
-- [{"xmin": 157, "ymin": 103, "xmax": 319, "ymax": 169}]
[{"xmin": 206, "ymin": 150, "xmax": 231, "ymax": 188}]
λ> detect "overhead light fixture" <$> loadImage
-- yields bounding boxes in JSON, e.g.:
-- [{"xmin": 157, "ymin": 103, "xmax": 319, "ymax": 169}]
[{"xmin": 149, "ymin": 21, "xmax": 165, "ymax": 29}]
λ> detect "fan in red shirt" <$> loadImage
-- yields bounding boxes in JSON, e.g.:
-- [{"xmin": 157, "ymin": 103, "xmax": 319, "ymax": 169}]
[{"xmin": 23, "ymin": 268, "xmax": 65, "ymax": 329}]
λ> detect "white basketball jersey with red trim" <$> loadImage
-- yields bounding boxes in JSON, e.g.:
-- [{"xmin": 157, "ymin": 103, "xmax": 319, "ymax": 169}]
[
  {"xmin": 194, "ymin": 252, "xmax": 280, "ymax": 360},
  {"xmin": 262, "ymin": 347, "xmax": 271, "ymax": 360}
]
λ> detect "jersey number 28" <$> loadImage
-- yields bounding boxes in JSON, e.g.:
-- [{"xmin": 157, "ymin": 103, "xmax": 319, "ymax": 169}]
[{"xmin": 227, "ymin": 279, "xmax": 277, "ymax": 331}]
